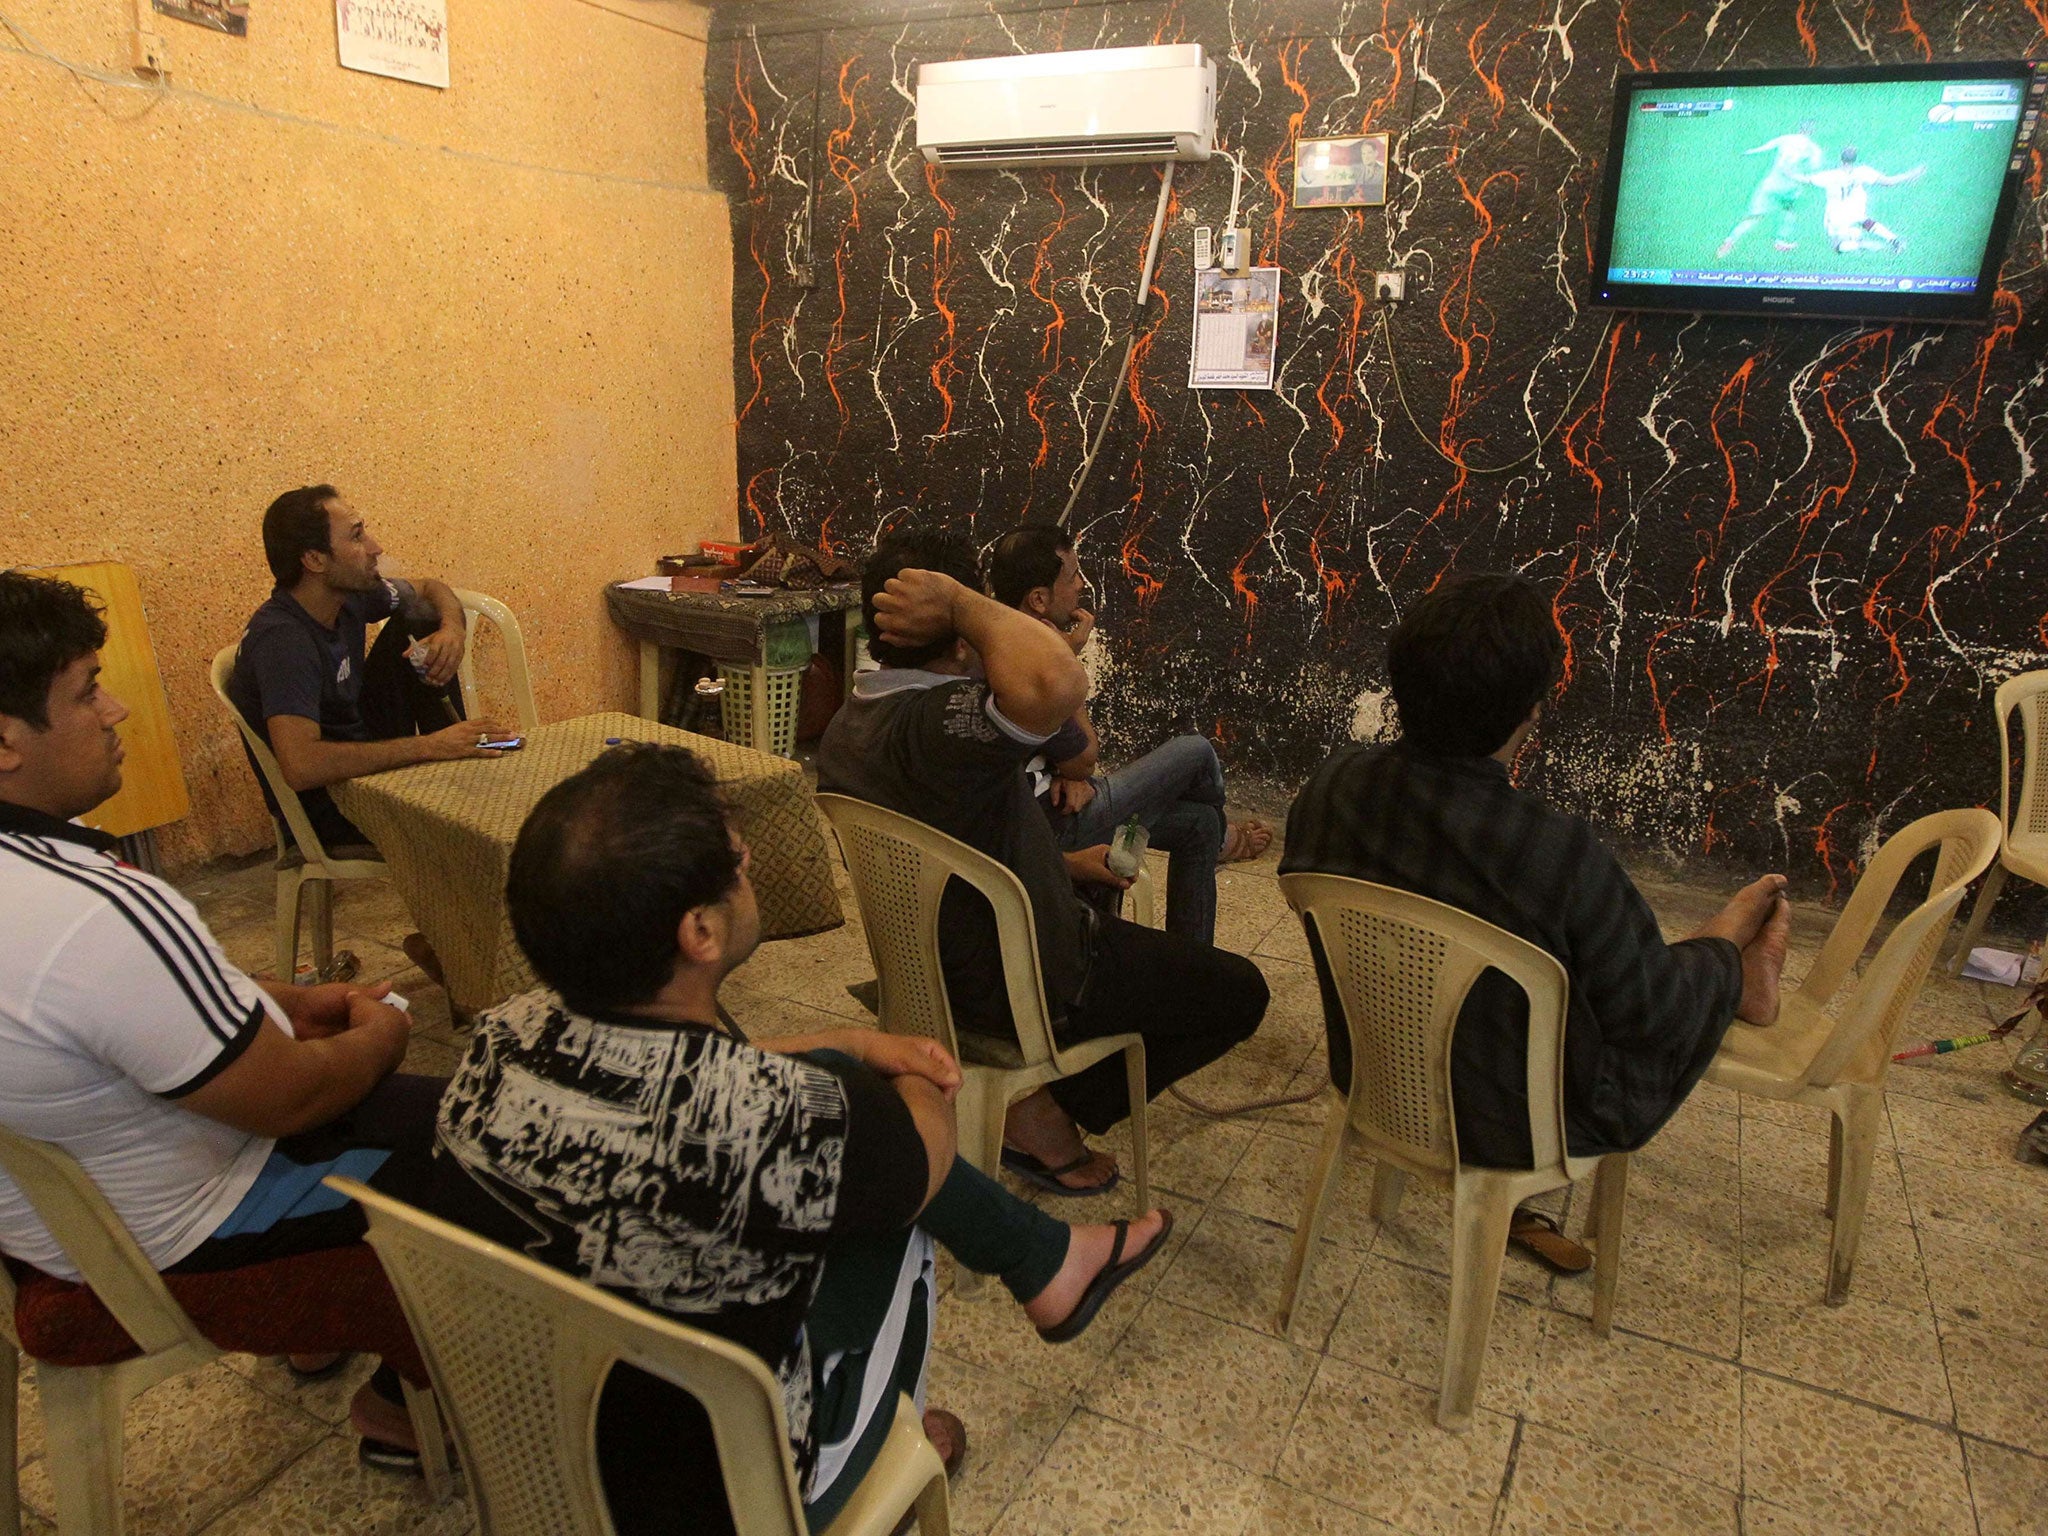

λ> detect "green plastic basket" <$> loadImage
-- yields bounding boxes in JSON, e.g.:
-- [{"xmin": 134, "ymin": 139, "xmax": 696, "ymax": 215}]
[{"xmin": 718, "ymin": 662, "xmax": 805, "ymax": 757}]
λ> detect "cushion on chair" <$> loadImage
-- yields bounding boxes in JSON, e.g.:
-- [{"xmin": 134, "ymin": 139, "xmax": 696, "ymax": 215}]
[{"xmin": 6, "ymin": 1244, "xmax": 427, "ymax": 1385}]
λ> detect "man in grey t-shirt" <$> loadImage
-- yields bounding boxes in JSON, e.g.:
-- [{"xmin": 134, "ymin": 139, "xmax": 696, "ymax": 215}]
[{"xmin": 818, "ymin": 530, "xmax": 1270, "ymax": 1197}]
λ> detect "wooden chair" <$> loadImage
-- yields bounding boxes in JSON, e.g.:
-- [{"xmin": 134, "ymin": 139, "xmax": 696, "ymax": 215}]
[
  {"xmin": 815, "ymin": 795, "xmax": 1150, "ymax": 1229},
  {"xmin": 0, "ymin": 1128, "xmax": 450, "ymax": 1533},
  {"xmin": 328, "ymin": 1177, "xmax": 949, "ymax": 1536},
  {"xmin": 1710, "ymin": 809, "xmax": 1997, "ymax": 1303},
  {"xmin": 1272, "ymin": 873, "xmax": 1627, "ymax": 1431}
]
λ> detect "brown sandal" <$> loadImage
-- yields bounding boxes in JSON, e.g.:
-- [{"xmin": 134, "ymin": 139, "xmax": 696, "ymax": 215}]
[{"xmin": 1509, "ymin": 1208, "xmax": 1592, "ymax": 1274}]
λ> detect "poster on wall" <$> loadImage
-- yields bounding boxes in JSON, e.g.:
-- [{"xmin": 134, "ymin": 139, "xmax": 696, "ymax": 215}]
[
  {"xmin": 154, "ymin": 0, "xmax": 248, "ymax": 36},
  {"xmin": 1189, "ymin": 268, "xmax": 1281, "ymax": 390},
  {"xmin": 1293, "ymin": 133, "xmax": 1391, "ymax": 208},
  {"xmin": 336, "ymin": 0, "xmax": 449, "ymax": 89}
]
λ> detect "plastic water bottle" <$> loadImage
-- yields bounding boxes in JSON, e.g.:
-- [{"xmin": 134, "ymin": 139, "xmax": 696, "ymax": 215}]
[{"xmin": 1105, "ymin": 815, "xmax": 1149, "ymax": 879}]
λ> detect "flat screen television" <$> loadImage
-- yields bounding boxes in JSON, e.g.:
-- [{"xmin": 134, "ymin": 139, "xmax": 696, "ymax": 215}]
[{"xmin": 1591, "ymin": 61, "xmax": 2043, "ymax": 324}]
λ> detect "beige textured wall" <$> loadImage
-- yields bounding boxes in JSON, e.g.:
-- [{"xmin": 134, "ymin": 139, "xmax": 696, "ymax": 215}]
[{"xmin": 1, "ymin": 0, "xmax": 734, "ymax": 868}]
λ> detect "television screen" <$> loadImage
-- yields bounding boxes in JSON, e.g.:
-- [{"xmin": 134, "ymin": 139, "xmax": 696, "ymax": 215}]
[{"xmin": 1591, "ymin": 62, "xmax": 2043, "ymax": 324}]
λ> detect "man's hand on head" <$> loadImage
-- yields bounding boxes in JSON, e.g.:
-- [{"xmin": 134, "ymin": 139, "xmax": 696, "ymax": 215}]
[
  {"xmin": 871, "ymin": 569, "xmax": 964, "ymax": 652},
  {"xmin": 416, "ymin": 624, "xmax": 466, "ymax": 687}
]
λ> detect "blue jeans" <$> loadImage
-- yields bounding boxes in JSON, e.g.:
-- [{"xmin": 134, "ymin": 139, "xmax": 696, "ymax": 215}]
[{"xmin": 1049, "ymin": 734, "xmax": 1227, "ymax": 945}]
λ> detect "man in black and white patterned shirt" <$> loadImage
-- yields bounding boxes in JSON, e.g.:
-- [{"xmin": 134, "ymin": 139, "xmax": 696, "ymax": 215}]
[{"xmin": 428, "ymin": 744, "xmax": 1171, "ymax": 1533}]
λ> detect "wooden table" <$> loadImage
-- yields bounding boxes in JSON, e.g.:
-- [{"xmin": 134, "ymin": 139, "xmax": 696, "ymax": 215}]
[
  {"xmin": 330, "ymin": 712, "xmax": 843, "ymax": 1014},
  {"xmin": 604, "ymin": 581, "xmax": 862, "ymax": 749}
]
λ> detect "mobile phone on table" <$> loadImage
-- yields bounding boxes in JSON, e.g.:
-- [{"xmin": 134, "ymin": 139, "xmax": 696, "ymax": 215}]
[{"xmin": 481, "ymin": 735, "xmax": 525, "ymax": 752}]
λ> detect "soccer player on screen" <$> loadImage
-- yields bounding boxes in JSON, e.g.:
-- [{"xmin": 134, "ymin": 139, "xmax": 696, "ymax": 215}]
[
  {"xmin": 1716, "ymin": 123, "xmax": 1824, "ymax": 258},
  {"xmin": 1796, "ymin": 146, "xmax": 1925, "ymax": 255}
]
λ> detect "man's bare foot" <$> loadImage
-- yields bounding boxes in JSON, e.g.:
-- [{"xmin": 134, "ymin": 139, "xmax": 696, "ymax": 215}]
[
  {"xmin": 1004, "ymin": 1089, "xmax": 1118, "ymax": 1192},
  {"xmin": 286, "ymin": 1351, "xmax": 346, "ymax": 1379},
  {"xmin": 1021, "ymin": 1209, "xmax": 1170, "ymax": 1332},
  {"xmin": 1693, "ymin": 874, "xmax": 1788, "ymax": 947},
  {"xmin": 922, "ymin": 1408, "xmax": 967, "ymax": 1475},
  {"xmin": 349, "ymin": 1378, "xmax": 417, "ymax": 1453},
  {"xmin": 1736, "ymin": 893, "xmax": 1792, "ymax": 1026},
  {"xmin": 1219, "ymin": 819, "xmax": 1274, "ymax": 864}
]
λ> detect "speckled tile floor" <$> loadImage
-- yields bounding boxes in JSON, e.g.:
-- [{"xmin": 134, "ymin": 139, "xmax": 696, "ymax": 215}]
[{"xmin": 15, "ymin": 844, "xmax": 2048, "ymax": 1534}]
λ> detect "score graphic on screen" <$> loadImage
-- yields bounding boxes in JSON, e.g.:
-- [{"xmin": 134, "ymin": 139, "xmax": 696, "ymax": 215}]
[{"xmin": 1595, "ymin": 66, "xmax": 2033, "ymax": 322}]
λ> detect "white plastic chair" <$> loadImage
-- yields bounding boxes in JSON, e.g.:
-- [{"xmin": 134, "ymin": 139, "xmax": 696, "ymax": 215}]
[
  {"xmin": 210, "ymin": 645, "xmax": 389, "ymax": 983},
  {"xmin": 450, "ymin": 588, "xmax": 539, "ymax": 733},
  {"xmin": 0, "ymin": 1128, "xmax": 450, "ymax": 1533},
  {"xmin": 1709, "ymin": 808, "xmax": 1997, "ymax": 1303},
  {"xmin": 1948, "ymin": 671, "xmax": 2048, "ymax": 971},
  {"xmin": 327, "ymin": 1176, "xmax": 950, "ymax": 1536},
  {"xmin": 815, "ymin": 795, "xmax": 1150, "ymax": 1228},
  {"xmin": 1272, "ymin": 873, "xmax": 1628, "ymax": 1432}
]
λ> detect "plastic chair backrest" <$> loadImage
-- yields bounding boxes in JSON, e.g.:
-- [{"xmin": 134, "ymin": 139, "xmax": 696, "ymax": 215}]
[
  {"xmin": 815, "ymin": 794, "xmax": 1060, "ymax": 1069},
  {"xmin": 209, "ymin": 643, "xmax": 341, "ymax": 868},
  {"xmin": 1797, "ymin": 808, "xmax": 2000, "ymax": 1088},
  {"xmin": 0, "ymin": 1125, "xmax": 205, "ymax": 1358},
  {"xmin": 451, "ymin": 588, "xmax": 539, "ymax": 733},
  {"xmin": 1993, "ymin": 671, "xmax": 2048, "ymax": 849},
  {"xmin": 1279, "ymin": 873, "xmax": 1573, "ymax": 1176},
  {"xmin": 330, "ymin": 1177, "xmax": 808, "ymax": 1536}
]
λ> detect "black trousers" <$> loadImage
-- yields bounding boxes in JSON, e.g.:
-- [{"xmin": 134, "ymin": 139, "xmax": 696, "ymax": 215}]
[
  {"xmin": 1044, "ymin": 915, "xmax": 1270, "ymax": 1135},
  {"xmin": 295, "ymin": 619, "xmax": 466, "ymax": 851}
]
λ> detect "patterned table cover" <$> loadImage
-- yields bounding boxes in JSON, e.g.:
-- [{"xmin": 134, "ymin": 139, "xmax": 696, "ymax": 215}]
[{"xmin": 330, "ymin": 711, "xmax": 843, "ymax": 1013}]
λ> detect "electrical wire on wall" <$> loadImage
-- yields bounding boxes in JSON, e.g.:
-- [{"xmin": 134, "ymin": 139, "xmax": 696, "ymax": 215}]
[
  {"xmin": 1057, "ymin": 158, "xmax": 1178, "ymax": 527},
  {"xmin": 1380, "ymin": 306, "xmax": 1618, "ymax": 476},
  {"xmin": 0, "ymin": 6, "xmax": 169, "ymax": 120}
]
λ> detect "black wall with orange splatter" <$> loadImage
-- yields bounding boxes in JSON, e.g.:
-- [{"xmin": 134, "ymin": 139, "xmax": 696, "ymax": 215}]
[{"xmin": 710, "ymin": 0, "xmax": 2048, "ymax": 899}]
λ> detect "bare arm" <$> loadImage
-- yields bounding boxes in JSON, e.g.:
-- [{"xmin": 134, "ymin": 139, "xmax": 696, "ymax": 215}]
[
  {"xmin": 871, "ymin": 570, "xmax": 1087, "ymax": 735},
  {"xmin": 178, "ymin": 994, "xmax": 410, "ymax": 1138},
  {"xmin": 267, "ymin": 713, "xmax": 510, "ymax": 792},
  {"xmin": 412, "ymin": 579, "xmax": 468, "ymax": 687},
  {"xmin": 1873, "ymin": 166, "xmax": 1925, "ymax": 187},
  {"xmin": 1053, "ymin": 705, "xmax": 1100, "ymax": 779}
]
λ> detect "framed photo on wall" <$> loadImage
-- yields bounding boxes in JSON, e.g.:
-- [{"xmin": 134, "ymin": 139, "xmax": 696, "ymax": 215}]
[{"xmin": 1293, "ymin": 133, "xmax": 1390, "ymax": 208}]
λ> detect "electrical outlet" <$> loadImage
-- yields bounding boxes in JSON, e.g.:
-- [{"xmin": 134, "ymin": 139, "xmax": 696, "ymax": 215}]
[
  {"xmin": 1218, "ymin": 227, "xmax": 1252, "ymax": 276},
  {"xmin": 793, "ymin": 263, "xmax": 817, "ymax": 290},
  {"xmin": 1374, "ymin": 270, "xmax": 1406, "ymax": 304},
  {"xmin": 130, "ymin": 29, "xmax": 168, "ymax": 76}
]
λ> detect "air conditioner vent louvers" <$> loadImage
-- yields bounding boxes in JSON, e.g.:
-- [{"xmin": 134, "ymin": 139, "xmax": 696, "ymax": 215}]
[{"xmin": 933, "ymin": 135, "xmax": 1185, "ymax": 166}]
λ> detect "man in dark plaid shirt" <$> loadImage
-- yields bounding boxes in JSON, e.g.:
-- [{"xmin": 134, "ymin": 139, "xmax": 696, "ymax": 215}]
[{"xmin": 1281, "ymin": 573, "xmax": 1790, "ymax": 1189}]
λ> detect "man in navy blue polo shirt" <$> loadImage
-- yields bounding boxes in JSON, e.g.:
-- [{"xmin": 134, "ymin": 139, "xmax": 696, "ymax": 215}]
[{"xmin": 228, "ymin": 485, "xmax": 510, "ymax": 855}]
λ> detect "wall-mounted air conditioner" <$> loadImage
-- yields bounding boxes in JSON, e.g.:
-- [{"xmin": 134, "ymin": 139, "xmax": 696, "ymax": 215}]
[{"xmin": 916, "ymin": 44, "xmax": 1215, "ymax": 169}]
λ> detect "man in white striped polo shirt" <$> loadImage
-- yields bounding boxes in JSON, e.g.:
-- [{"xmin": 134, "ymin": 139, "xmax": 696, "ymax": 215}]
[{"xmin": 0, "ymin": 569, "xmax": 442, "ymax": 1470}]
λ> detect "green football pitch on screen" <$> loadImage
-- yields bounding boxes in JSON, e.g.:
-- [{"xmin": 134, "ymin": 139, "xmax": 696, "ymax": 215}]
[{"xmin": 1608, "ymin": 78, "xmax": 2017, "ymax": 283}]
